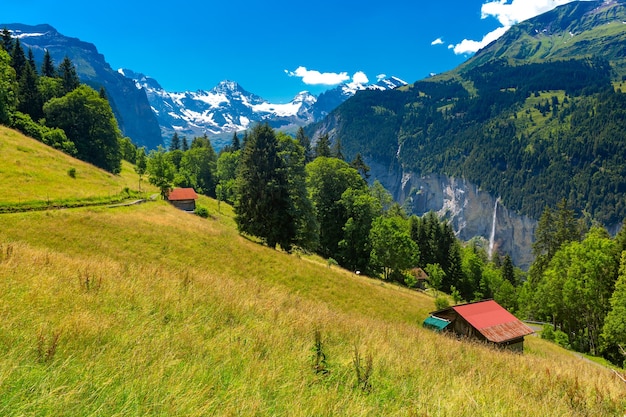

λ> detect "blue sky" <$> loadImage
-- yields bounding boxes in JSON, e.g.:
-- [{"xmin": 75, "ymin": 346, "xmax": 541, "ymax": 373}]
[{"xmin": 3, "ymin": 0, "xmax": 576, "ymax": 103}]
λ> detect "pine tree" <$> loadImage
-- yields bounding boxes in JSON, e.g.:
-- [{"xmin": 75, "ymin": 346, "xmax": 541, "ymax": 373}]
[
  {"xmin": 27, "ymin": 48, "xmax": 37, "ymax": 75},
  {"xmin": 350, "ymin": 152, "xmax": 370, "ymax": 180},
  {"xmin": 58, "ymin": 56, "xmax": 80, "ymax": 94},
  {"xmin": 181, "ymin": 136, "xmax": 189, "ymax": 152},
  {"xmin": 11, "ymin": 38, "xmax": 26, "ymax": 79},
  {"xmin": 1, "ymin": 28, "xmax": 13, "ymax": 53},
  {"xmin": 314, "ymin": 133, "xmax": 331, "ymax": 158},
  {"xmin": 17, "ymin": 60, "xmax": 42, "ymax": 120},
  {"xmin": 332, "ymin": 137, "xmax": 344, "ymax": 160},
  {"xmin": 231, "ymin": 131, "xmax": 241, "ymax": 151},
  {"xmin": 235, "ymin": 124, "xmax": 295, "ymax": 251},
  {"xmin": 296, "ymin": 126, "xmax": 312, "ymax": 162},
  {"xmin": 41, "ymin": 49, "xmax": 56, "ymax": 77},
  {"xmin": 501, "ymin": 254, "xmax": 516, "ymax": 285},
  {"xmin": 170, "ymin": 132, "xmax": 181, "ymax": 151}
]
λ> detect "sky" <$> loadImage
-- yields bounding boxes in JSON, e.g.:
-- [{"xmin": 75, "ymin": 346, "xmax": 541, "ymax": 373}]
[{"xmin": 3, "ymin": 0, "xmax": 577, "ymax": 103}]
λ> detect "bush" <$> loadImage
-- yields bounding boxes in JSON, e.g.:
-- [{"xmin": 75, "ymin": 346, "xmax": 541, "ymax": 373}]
[
  {"xmin": 195, "ymin": 206, "xmax": 209, "ymax": 218},
  {"xmin": 67, "ymin": 167, "xmax": 76, "ymax": 178},
  {"xmin": 541, "ymin": 324, "xmax": 555, "ymax": 341},
  {"xmin": 554, "ymin": 330, "xmax": 570, "ymax": 349},
  {"xmin": 11, "ymin": 112, "xmax": 43, "ymax": 141},
  {"xmin": 435, "ymin": 296, "xmax": 450, "ymax": 310}
]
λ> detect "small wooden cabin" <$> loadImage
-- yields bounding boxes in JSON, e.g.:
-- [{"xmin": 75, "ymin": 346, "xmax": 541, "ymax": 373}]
[
  {"xmin": 424, "ymin": 300, "xmax": 534, "ymax": 351},
  {"xmin": 167, "ymin": 188, "xmax": 198, "ymax": 212},
  {"xmin": 410, "ymin": 267, "xmax": 429, "ymax": 289}
]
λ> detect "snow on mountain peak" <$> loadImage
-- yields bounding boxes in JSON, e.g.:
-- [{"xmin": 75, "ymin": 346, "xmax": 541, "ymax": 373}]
[{"xmin": 120, "ymin": 70, "xmax": 405, "ymax": 145}]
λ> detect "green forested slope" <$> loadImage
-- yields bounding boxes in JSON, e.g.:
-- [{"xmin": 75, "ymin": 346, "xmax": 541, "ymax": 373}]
[{"xmin": 320, "ymin": 0, "xmax": 626, "ymax": 226}]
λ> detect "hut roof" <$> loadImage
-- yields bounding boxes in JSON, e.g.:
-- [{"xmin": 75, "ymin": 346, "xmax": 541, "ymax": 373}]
[
  {"xmin": 451, "ymin": 300, "xmax": 534, "ymax": 343},
  {"xmin": 168, "ymin": 188, "xmax": 198, "ymax": 201}
]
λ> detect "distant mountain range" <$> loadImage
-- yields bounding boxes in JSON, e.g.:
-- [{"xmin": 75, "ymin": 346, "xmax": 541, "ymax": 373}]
[
  {"xmin": 3, "ymin": 23, "xmax": 163, "ymax": 149},
  {"xmin": 2, "ymin": 23, "xmax": 406, "ymax": 149},
  {"xmin": 120, "ymin": 69, "xmax": 406, "ymax": 148}
]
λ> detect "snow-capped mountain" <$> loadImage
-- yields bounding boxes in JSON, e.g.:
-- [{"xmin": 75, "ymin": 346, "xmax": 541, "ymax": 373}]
[{"xmin": 120, "ymin": 69, "xmax": 406, "ymax": 146}]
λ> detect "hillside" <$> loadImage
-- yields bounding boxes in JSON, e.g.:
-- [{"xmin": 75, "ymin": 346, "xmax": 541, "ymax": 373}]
[
  {"xmin": 0, "ymin": 128, "xmax": 624, "ymax": 415},
  {"xmin": 0, "ymin": 126, "xmax": 152, "ymax": 211},
  {"xmin": 309, "ymin": 0, "xmax": 626, "ymax": 265}
]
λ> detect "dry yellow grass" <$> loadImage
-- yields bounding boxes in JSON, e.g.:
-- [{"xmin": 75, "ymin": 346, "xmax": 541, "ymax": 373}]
[{"xmin": 0, "ymin": 127, "xmax": 624, "ymax": 415}]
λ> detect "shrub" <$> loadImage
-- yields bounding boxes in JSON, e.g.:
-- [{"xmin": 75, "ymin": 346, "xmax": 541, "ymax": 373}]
[
  {"xmin": 541, "ymin": 324, "xmax": 555, "ymax": 341},
  {"xmin": 554, "ymin": 330, "xmax": 570, "ymax": 349},
  {"xmin": 195, "ymin": 206, "xmax": 209, "ymax": 218},
  {"xmin": 67, "ymin": 167, "xmax": 76, "ymax": 178},
  {"xmin": 11, "ymin": 112, "xmax": 43, "ymax": 141},
  {"xmin": 435, "ymin": 296, "xmax": 450, "ymax": 310}
]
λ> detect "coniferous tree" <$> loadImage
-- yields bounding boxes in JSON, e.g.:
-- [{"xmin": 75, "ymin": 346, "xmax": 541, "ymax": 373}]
[
  {"xmin": 235, "ymin": 123, "xmax": 295, "ymax": 251},
  {"xmin": 26, "ymin": 48, "xmax": 36, "ymax": 74},
  {"xmin": 99, "ymin": 86, "xmax": 107, "ymax": 100},
  {"xmin": 170, "ymin": 132, "xmax": 181, "ymax": 151},
  {"xmin": 501, "ymin": 254, "xmax": 516, "ymax": 285},
  {"xmin": 295, "ymin": 126, "xmax": 312, "ymax": 162},
  {"xmin": 314, "ymin": 133, "xmax": 331, "ymax": 158},
  {"xmin": 58, "ymin": 56, "xmax": 80, "ymax": 94},
  {"xmin": 350, "ymin": 152, "xmax": 370, "ymax": 180},
  {"xmin": 1, "ymin": 28, "xmax": 13, "ymax": 53},
  {"xmin": 181, "ymin": 136, "xmax": 189, "ymax": 152},
  {"xmin": 11, "ymin": 38, "xmax": 26, "ymax": 79},
  {"xmin": 332, "ymin": 137, "xmax": 344, "ymax": 160},
  {"xmin": 17, "ymin": 60, "xmax": 42, "ymax": 120},
  {"xmin": 231, "ymin": 131, "xmax": 241, "ymax": 151},
  {"xmin": 41, "ymin": 49, "xmax": 56, "ymax": 77}
]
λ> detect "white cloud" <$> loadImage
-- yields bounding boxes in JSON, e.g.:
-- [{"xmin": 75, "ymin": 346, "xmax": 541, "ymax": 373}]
[
  {"xmin": 376, "ymin": 74, "xmax": 386, "ymax": 81},
  {"xmin": 431, "ymin": 38, "xmax": 444, "ymax": 46},
  {"xmin": 285, "ymin": 66, "xmax": 350, "ymax": 85},
  {"xmin": 453, "ymin": 26, "xmax": 510, "ymax": 55},
  {"xmin": 481, "ymin": 0, "xmax": 575, "ymax": 27},
  {"xmin": 451, "ymin": 0, "xmax": 576, "ymax": 55},
  {"xmin": 351, "ymin": 71, "xmax": 369, "ymax": 85}
]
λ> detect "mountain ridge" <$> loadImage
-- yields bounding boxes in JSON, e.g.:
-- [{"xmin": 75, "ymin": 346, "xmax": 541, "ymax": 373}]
[{"xmin": 121, "ymin": 68, "xmax": 406, "ymax": 147}]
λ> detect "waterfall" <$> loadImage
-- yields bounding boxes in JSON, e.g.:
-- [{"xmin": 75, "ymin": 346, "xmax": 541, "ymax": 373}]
[{"xmin": 488, "ymin": 197, "xmax": 500, "ymax": 260}]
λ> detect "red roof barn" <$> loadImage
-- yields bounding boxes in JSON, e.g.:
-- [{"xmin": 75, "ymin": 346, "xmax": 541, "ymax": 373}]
[
  {"xmin": 167, "ymin": 188, "xmax": 198, "ymax": 212},
  {"xmin": 425, "ymin": 300, "xmax": 534, "ymax": 351}
]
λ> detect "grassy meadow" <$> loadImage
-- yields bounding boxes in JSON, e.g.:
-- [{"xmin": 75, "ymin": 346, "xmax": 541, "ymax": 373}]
[{"xmin": 0, "ymin": 128, "xmax": 625, "ymax": 416}]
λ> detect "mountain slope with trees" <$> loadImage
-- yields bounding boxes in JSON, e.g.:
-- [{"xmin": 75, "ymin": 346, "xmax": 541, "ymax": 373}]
[
  {"xmin": 0, "ymin": 127, "xmax": 624, "ymax": 414},
  {"xmin": 310, "ymin": 0, "xmax": 626, "ymax": 236}
]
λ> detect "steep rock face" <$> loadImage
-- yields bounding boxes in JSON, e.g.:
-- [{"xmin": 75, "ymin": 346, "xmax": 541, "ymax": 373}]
[
  {"xmin": 369, "ymin": 160, "xmax": 536, "ymax": 269},
  {"xmin": 5, "ymin": 24, "xmax": 163, "ymax": 148}
]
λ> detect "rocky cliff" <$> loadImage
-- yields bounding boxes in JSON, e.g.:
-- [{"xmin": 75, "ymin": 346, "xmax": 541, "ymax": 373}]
[
  {"xmin": 4, "ymin": 24, "xmax": 163, "ymax": 148},
  {"xmin": 369, "ymin": 159, "xmax": 536, "ymax": 269}
]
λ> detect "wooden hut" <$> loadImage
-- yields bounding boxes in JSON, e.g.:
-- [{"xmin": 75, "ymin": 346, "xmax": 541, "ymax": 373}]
[
  {"xmin": 167, "ymin": 188, "xmax": 198, "ymax": 212},
  {"xmin": 424, "ymin": 300, "xmax": 534, "ymax": 351}
]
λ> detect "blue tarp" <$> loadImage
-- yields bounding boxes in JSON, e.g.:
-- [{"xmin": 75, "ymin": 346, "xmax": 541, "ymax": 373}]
[{"xmin": 423, "ymin": 315, "xmax": 450, "ymax": 332}]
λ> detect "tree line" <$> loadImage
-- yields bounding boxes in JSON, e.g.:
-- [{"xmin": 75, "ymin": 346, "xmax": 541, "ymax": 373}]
[
  {"xmin": 146, "ymin": 124, "xmax": 531, "ymax": 323},
  {"xmin": 514, "ymin": 200, "xmax": 626, "ymax": 367},
  {"xmin": 0, "ymin": 28, "xmax": 122, "ymax": 173}
]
